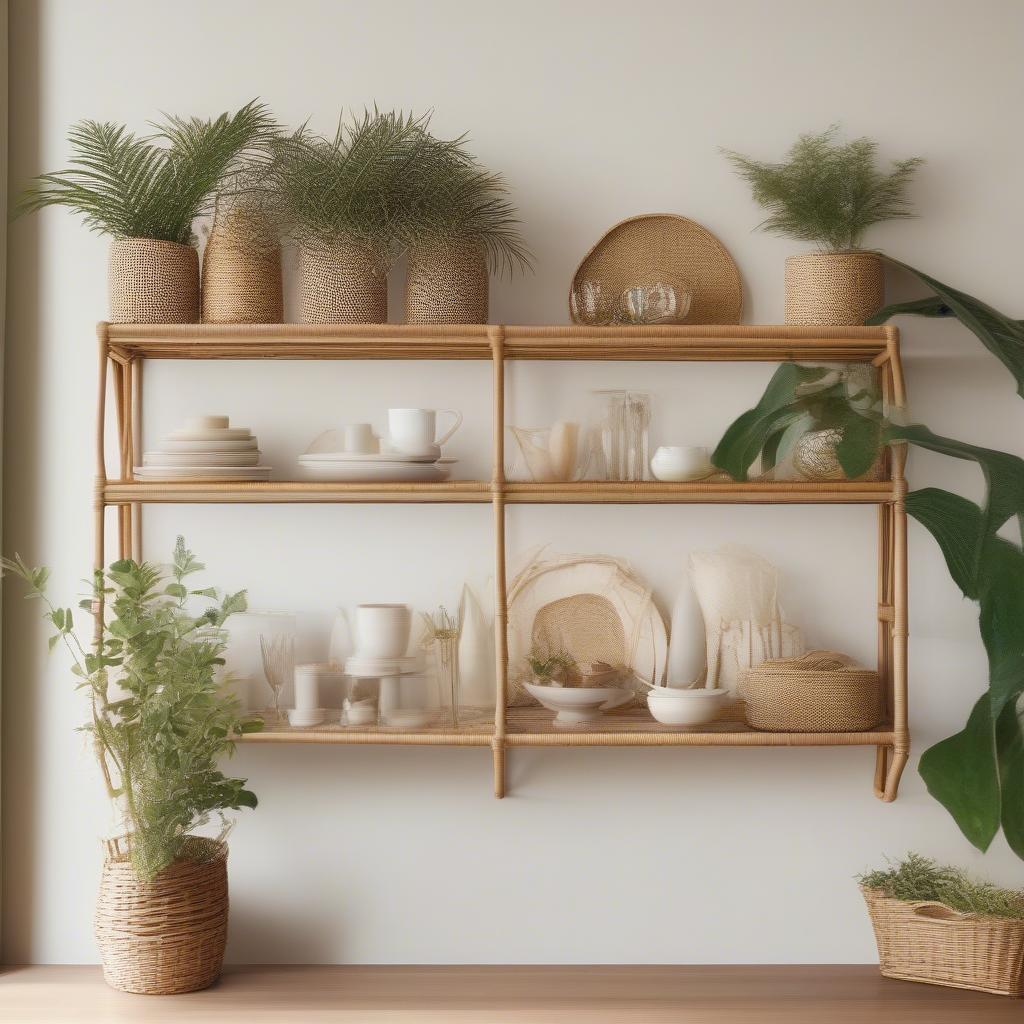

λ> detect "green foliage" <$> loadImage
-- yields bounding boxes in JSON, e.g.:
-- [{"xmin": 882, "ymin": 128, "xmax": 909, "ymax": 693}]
[
  {"xmin": 723, "ymin": 126, "xmax": 922, "ymax": 250},
  {"xmin": 859, "ymin": 853, "xmax": 1024, "ymax": 919},
  {"xmin": 711, "ymin": 357, "xmax": 1024, "ymax": 859},
  {"xmin": 16, "ymin": 100, "xmax": 279, "ymax": 245},
  {"xmin": 527, "ymin": 650, "xmax": 576, "ymax": 683},
  {"xmin": 1, "ymin": 538, "xmax": 262, "ymax": 881}
]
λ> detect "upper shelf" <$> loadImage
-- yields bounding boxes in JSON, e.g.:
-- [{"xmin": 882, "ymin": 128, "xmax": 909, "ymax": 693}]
[{"xmin": 103, "ymin": 323, "xmax": 897, "ymax": 363}]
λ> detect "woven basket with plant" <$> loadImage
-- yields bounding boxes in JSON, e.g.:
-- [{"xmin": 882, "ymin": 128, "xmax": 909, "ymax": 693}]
[
  {"xmin": 17, "ymin": 100, "xmax": 278, "ymax": 324},
  {"xmin": 724, "ymin": 127, "xmax": 922, "ymax": 325},
  {"xmin": 2, "ymin": 539, "xmax": 262, "ymax": 994}
]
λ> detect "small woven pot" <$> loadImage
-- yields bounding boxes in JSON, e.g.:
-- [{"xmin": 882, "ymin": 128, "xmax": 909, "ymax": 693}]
[
  {"xmin": 792, "ymin": 427, "xmax": 884, "ymax": 482},
  {"xmin": 784, "ymin": 251, "xmax": 884, "ymax": 326},
  {"xmin": 740, "ymin": 650, "xmax": 882, "ymax": 732},
  {"xmin": 404, "ymin": 239, "xmax": 488, "ymax": 324},
  {"xmin": 109, "ymin": 238, "xmax": 200, "ymax": 324},
  {"xmin": 862, "ymin": 887, "xmax": 1024, "ymax": 997},
  {"xmin": 95, "ymin": 836, "xmax": 228, "ymax": 995},
  {"xmin": 201, "ymin": 207, "xmax": 283, "ymax": 324},
  {"xmin": 300, "ymin": 239, "xmax": 387, "ymax": 323}
]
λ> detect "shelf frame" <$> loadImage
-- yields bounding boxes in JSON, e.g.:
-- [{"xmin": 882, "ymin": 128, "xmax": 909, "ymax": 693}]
[{"xmin": 94, "ymin": 322, "xmax": 909, "ymax": 801}]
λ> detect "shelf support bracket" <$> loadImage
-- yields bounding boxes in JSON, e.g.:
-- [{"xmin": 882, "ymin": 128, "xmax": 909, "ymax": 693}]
[{"xmin": 490, "ymin": 326, "xmax": 509, "ymax": 798}]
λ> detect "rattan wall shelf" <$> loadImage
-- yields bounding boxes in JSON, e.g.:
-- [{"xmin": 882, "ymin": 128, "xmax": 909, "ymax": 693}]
[{"xmin": 94, "ymin": 322, "xmax": 909, "ymax": 801}]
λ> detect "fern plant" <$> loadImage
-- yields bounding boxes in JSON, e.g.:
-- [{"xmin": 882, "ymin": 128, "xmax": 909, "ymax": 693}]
[
  {"xmin": 723, "ymin": 126, "xmax": 923, "ymax": 251},
  {"xmin": 2, "ymin": 538, "xmax": 262, "ymax": 881},
  {"xmin": 16, "ymin": 99, "xmax": 278, "ymax": 245}
]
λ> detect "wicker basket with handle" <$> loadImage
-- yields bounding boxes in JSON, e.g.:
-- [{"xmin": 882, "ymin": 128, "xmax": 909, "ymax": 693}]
[
  {"xmin": 739, "ymin": 650, "xmax": 881, "ymax": 732},
  {"xmin": 94, "ymin": 835, "xmax": 228, "ymax": 995},
  {"xmin": 862, "ymin": 886, "xmax": 1024, "ymax": 997},
  {"xmin": 108, "ymin": 238, "xmax": 200, "ymax": 324}
]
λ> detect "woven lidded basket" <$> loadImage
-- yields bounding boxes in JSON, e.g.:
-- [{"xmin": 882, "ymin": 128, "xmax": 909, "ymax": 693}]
[
  {"xmin": 405, "ymin": 238, "xmax": 488, "ymax": 324},
  {"xmin": 201, "ymin": 206, "xmax": 283, "ymax": 324},
  {"xmin": 109, "ymin": 238, "xmax": 200, "ymax": 324},
  {"xmin": 784, "ymin": 251, "xmax": 884, "ymax": 326},
  {"xmin": 95, "ymin": 836, "xmax": 228, "ymax": 995},
  {"xmin": 739, "ymin": 650, "xmax": 881, "ymax": 732},
  {"xmin": 862, "ymin": 887, "xmax": 1024, "ymax": 997},
  {"xmin": 300, "ymin": 239, "xmax": 387, "ymax": 323}
]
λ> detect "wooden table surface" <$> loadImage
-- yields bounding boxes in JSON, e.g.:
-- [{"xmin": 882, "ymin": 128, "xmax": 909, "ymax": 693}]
[{"xmin": 1, "ymin": 965, "xmax": 1019, "ymax": 1023}]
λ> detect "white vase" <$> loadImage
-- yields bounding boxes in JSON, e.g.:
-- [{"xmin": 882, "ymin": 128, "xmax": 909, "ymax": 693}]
[
  {"xmin": 666, "ymin": 577, "xmax": 707, "ymax": 686},
  {"xmin": 328, "ymin": 609, "xmax": 353, "ymax": 667},
  {"xmin": 458, "ymin": 584, "xmax": 495, "ymax": 710}
]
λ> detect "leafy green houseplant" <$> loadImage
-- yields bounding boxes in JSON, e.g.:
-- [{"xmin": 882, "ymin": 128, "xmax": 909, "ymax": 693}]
[
  {"xmin": 724, "ymin": 127, "xmax": 923, "ymax": 325},
  {"xmin": 16, "ymin": 99, "xmax": 278, "ymax": 323},
  {"xmin": 527, "ymin": 650, "xmax": 577, "ymax": 686}
]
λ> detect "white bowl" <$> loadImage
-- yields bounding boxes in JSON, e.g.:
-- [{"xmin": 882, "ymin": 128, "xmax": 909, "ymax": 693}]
[
  {"xmin": 287, "ymin": 707, "xmax": 326, "ymax": 728},
  {"xmin": 650, "ymin": 445, "xmax": 713, "ymax": 482},
  {"xmin": 646, "ymin": 687, "xmax": 728, "ymax": 725},
  {"xmin": 525, "ymin": 682, "xmax": 633, "ymax": 727},
  {"xmin": 384, "ymin": 708, "xmax": 434, "ymax": 729}
]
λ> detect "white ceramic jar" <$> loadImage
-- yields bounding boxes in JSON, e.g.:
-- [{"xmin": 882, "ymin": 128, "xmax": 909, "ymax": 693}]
[
  {"xmin": 650, "ymin": 445, "xmax": 712, "ymax": 482},
  {"xmin": 356, "ymin": 604, "xmax": 412, "ymax": 659}
]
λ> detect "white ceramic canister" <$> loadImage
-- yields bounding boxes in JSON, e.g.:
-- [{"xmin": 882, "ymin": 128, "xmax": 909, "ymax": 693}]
[
  {"xmin": 356, "ymin": 604, "xmax": 412, "ymax": 659},
  {"xmin": 650, "ymin": 445, "xmax": 712, "ymax": 482}
]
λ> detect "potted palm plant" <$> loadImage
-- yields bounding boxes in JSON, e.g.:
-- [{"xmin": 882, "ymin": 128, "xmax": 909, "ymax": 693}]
[
  {"xmin": 262, "ymin": 110, "xmax": 435, "ymax": 323},
  {"xmin": 16, "ymin": 100, "xmax": 277, "ymax": 324},
  {"xmin": 402, "ymin": 132, "xmax": 532, "ymax": 324},
  {"xmin": 723, "ymin": 127, "xmax": 922, "ymax": 325},
  {"xmin": 2, "ymin": 539, "xmax": 262, "ymax": 994}
]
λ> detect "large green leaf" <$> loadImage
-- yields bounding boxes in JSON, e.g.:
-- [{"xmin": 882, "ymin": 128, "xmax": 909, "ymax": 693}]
[
  {"xmin": 868, "ymin": 260, "xmax": 1024, "ymax": 398},
  {"xmin": 997, "ymin": 699, "xmax": 1024, "ymax": 859},
  {"xmin": 905, "ymin": 488, "xmax": 983, "ymax": 599},
  {"xmin": 919, "ymin": 693, "xmax": 1001, "ymax": 852}
]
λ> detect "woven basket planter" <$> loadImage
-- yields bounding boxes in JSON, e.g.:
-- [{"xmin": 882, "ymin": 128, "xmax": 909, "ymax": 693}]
[
  {"xmin": 792, "ymin": 427, "xmax": 885, "ymax": 482},
  {"xmin": 95, "ymin": 836, "xmax": 228, "ymax": 995},
  {"xmin": 784, "ymin": 251, "xmax": 884, "ymax": 326},
  {"xmin": 862, "ymin": 887, "xmax": 1024, "ymax": 996},
  {"xmin": 300, "ymin": 239, "xmax": 387, "ymax": 324},
  {"xmin": 109, "ymin": 238, "xmax": 200, "ymax": 324},
  {"xmin": 201, "ymin": 208, "xmax": 283, "ymax": 324},
  {"xmin": 405, "ymin": 239, "xmax": 488, "ymax": 324},
  {"xmin": 740, "ymin": 651, "xmax": 882, "ymax": 732}
]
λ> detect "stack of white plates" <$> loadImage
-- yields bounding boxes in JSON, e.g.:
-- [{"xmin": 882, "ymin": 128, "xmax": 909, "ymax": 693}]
[{"xmin": 135, "ymin": 415, "xmax": 272, "ymax": 481}]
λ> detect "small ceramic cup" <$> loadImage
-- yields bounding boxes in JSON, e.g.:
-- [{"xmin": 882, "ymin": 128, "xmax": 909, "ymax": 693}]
[
  {"xmin": 388, "ymin": 408, "xmax": 462, "ymax": 456},
  {"xmin": 356, "ymin": 603, "xmax": 412, "ymax": 659},
  {"xmin": 343, "ymin": 422, "xmax": 376, "ymax": 454},
  {"xmin": 650, "ymin": 445, "xmax": 712, "ymax": 482}
]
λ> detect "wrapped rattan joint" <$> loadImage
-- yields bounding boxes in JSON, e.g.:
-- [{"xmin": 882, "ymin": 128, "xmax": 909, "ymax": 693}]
[{"xmin": 740, "ymin": 650, "xmax": 881, "ymax": 732}]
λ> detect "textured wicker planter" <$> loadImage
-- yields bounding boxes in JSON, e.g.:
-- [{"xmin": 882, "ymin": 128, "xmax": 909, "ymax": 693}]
[
  {"xmin": 300, "ymin": 239, "xmax": 387, "ymax": 323},
  {"xmin": 792, "ymin": 427, "xmax": 884, "ymax": 482},
  {"xmin": 405, "ymin": 239, "xmax": 489, "ymax": 324},
  {"xmin": 201, "ymin": 208, "xmax": 283, "ymax": 324},
  {"xmin": 863, "ymin": 887, "xmax": 1024, "ymax": 997},
  {"xmin": 95, "ymin": 837, "xmax": 228, "ymax": 995},
  {"xmin": 784, "ymin": 251, "xmax": 884, "ymax": 326},
  {"xmin": 108, "ymin": 238, "xmax": 200, "ymax": 324}
]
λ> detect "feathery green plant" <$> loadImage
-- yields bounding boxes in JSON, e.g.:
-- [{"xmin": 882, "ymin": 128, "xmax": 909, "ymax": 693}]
[
  {"xmin": 723, "ymin": 126, "xmax": 923, "ymax": 250},
  {"xmin": 16, "ymin": 99, "xmax": 279, "ymax": 245},
  {"xmin": 260, "ymin": 109, "xmax": 438, "ymax": 266},
  {"xmin": 527, "ymin": 650, "xmax": 577, "ymax": 684},
  {"xmin": 859, "ymin": 854, "xmax": 1024, "ymax": 919},
  {"xmin": 2, "ymin": 538, "xmax": 262, "ymax": 880}
]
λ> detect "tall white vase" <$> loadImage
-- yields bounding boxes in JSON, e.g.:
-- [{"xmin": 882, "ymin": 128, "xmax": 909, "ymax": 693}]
[
  {"xmin": 666, "ymin": 577, "xmax": 707, "ymax": 686},
  {"xmin": 458, "ymin": 584, "xmax": 495, "ymax": 710}
]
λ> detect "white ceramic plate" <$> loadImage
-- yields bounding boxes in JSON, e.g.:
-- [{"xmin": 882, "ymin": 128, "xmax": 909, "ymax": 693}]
[
  {"xmin": 134, "ymin": 466, "xmax": 272, "ymax": 480},
  {"xmin": 168, "ymin": 426, "xmax": 254, "ymax": 442},
  {"xmin": 524, "ymin": 683, "xmax": 633, "ymax": 726},
  {"xmin": 299, "ymin": 451, "xmax": 454, "ymax": 464},
  {"xmin": 297, "ymin": 459, "xmax": 453, "ymax": 482},
  {"xmin": 144, "ymin": 451, "xmax": 261, "ymax": 467},
  {"xmin": 159, "ymin": 438, "xmax": 259, "ymax": 453}
]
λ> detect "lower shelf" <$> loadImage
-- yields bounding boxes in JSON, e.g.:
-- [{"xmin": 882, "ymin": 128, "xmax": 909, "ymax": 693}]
[{"xmin": 238, "ymin": 704, "xmax": 897, "ymax": 748}]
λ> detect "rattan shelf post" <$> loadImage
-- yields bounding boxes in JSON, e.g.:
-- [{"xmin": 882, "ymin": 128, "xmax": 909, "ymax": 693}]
[{"xmin": 93, "ymin": 322, "xmax": 911, "ymax": 801}]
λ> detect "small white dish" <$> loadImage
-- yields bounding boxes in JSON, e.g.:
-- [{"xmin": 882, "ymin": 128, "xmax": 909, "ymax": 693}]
[
  {"xmin": 168, "ymin": 426, "xmax": 254, "ymax": 442},
  {"xmin": 345, "ymin": 703, "xmax": 377, "ymax": 726},
  {"xmin": 160, "ymin": 438, "xmax": 260, "ymax": 453},
  {"xmin": 297, "ymin": 460, "xmax": 452, "ymax": 482},
  {"xmin": 524, "ymin": 683, "xmax": 633, "ymax": 727},
  {"xmin": 144, "ymin": 451, "xmax": 261, "ymax": 467},
  {"xmin": 287, "ymin": 707, "xmax": 326, "ymax": 728},
  {"xmin": 134, "ymin": 465, "xmax": 272, "ymax": 480},
  {"xmin": 383, "ymin": 708, "xmax": 434, "ymax": 729},
  {"xmin": 300, "ymin": 451, "xmax": 451, "ymax": 465},
  {"xmin": 650, "ymin": 446, "xmax": 714, "ymax": 482},
  {"xmin": 185, "ymin": 415, "xmax": 230, "ymax": 430},
  {"xmin": 345, "ymin": 653, "xmax": 422, "ymax": 678},
  {"xmin": 646, "ymin": 686, "xmax": 728, "ymax": 725}
]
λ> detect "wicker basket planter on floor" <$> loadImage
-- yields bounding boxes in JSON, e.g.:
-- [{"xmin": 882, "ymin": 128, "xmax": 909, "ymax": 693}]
[
  {"xmin": 784, "ymin": 251, "xmax": 884, "ymax": 326},
  {"xmin": 300, "ymin": 239, "xmax": 387, "ymax": 323},
  {"xmin": 405, "ymin": 239, "xmax": 488, "ymax": 324},
  {"xmin": 201, "ymin": 208, "xmax": 283, "ymax": 324},
  {"xmin": 95, "ymin": 837, "xmax": 229, "ymax": 995},
  {"xmin": 862, "ymin": 886, "xmax": 1024, "ymax": 996},
  {"xmin": 740, "ymin": 651, "xmax": 882, "ymax": 732},
  {"xmin": 108, "ymin": 238, "xmax": 200, "ymax": 324}
]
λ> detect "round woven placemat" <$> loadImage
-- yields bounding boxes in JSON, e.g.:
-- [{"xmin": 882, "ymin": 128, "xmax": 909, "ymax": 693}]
[{"xmin": 569, "ymin": 214, "xmax": 742, "ymax": 325}]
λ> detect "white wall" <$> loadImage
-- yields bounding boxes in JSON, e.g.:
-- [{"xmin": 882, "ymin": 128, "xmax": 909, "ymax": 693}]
[{"xmin": 5, "ymin": 0, "xmax": 1024, "ymax": 964}]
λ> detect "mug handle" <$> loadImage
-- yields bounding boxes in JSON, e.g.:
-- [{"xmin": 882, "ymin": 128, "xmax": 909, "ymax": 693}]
[{"xmin": 435, "ymin": 410, "xmax": 463, "ymax": 447}]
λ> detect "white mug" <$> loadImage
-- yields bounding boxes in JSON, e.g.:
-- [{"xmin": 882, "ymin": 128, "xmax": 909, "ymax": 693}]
[
  {"xmin": 388, "ymin": 408, "xmax": 462, "ymax": 456},
  {"xmin": 343, "ymin": 422, "xmax": 376, "ymax": 454},
  {"xmin": 356, "ymin": 603, "xmax": 412, "ymax": 659}
]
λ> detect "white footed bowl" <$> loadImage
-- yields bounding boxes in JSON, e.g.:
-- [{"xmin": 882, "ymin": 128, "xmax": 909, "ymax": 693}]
[
  {"xmin": 525, "ymin": 682, "xmax": 633, "ymax": 727},
  {"xmin": 646, "ymin": 686, "xmax": 728, "ymax": 725}
]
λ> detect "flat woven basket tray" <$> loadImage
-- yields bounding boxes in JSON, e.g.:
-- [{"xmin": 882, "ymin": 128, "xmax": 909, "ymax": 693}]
[{"xmin": 570, "ymin": 214, "xmax": 742, "ymax": 325}]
